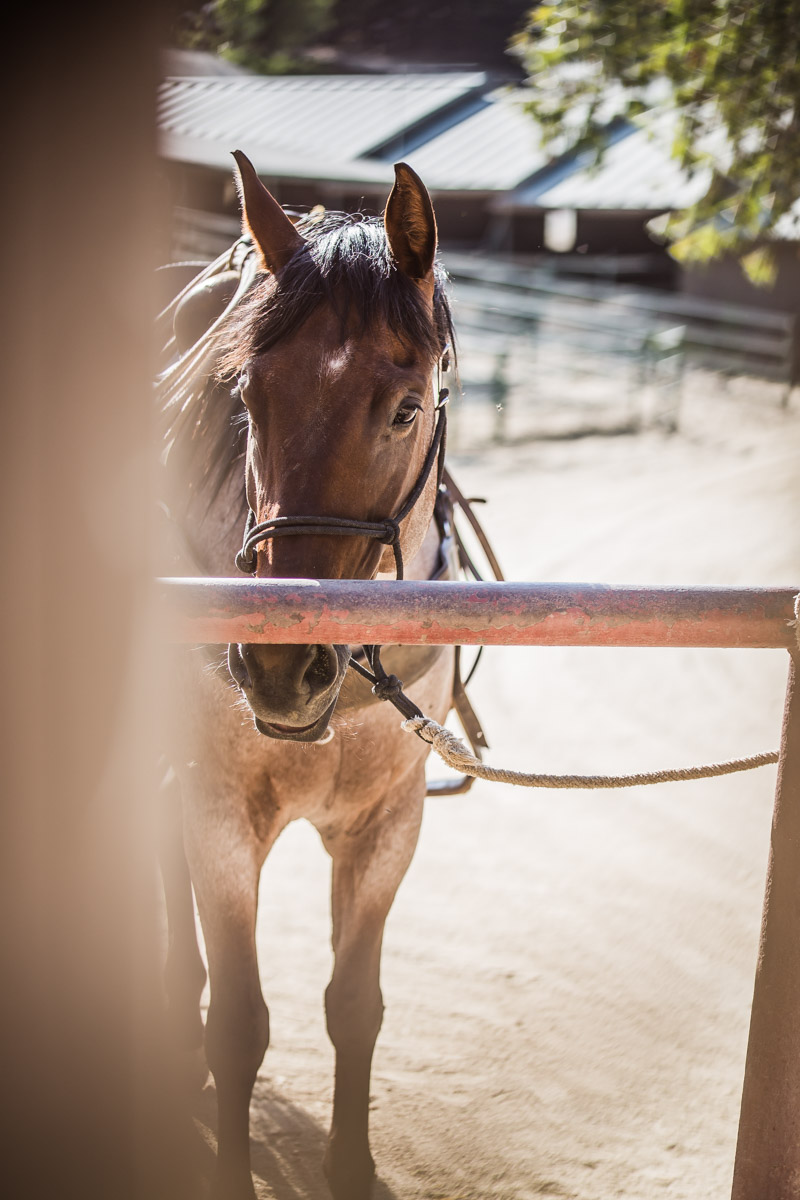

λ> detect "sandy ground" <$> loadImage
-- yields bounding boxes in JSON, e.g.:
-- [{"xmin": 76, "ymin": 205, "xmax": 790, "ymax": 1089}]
[{"xmin": 190, "ymin": 365, "xmax": 800, "ymax": 1200}]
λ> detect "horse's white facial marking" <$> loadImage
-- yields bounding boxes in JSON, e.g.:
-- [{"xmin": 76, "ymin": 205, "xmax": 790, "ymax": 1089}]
[
  {"xmin": 313, "ymin": 343, "xmax": 358, "ymax": 421},
  {"xmin": 323, "ymin": 345, "xmax": 355, "ymax": 378},
  {"xmin": 312, "ymin": 347, "xmax": 344, "ymax": 422}
]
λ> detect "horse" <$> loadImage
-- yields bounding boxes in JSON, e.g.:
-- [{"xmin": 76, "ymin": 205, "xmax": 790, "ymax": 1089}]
[{"xmin": 158, "ymin": 153, "xmax": 463, "ymax": 1200}]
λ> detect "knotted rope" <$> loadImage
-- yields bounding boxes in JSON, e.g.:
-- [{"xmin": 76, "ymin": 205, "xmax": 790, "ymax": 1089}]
[{"xmin": 402, "ymin": 717, "xmax": 779, "ymax": 789}]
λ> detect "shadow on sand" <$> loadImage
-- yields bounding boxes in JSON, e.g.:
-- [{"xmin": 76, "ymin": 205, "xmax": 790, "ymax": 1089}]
[{"xmin": 190, "ymin": 1082, "xmax": 401, "ymax": 1200}]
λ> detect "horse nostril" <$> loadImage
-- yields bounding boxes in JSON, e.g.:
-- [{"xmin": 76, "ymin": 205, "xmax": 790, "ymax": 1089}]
[
  {"xmin": 304, "ymin": 645, "xmax": 338, "ymax": 693},
  {"xmin": 228, "ymin": 643, "xmax": 252, "ymax": 690}
]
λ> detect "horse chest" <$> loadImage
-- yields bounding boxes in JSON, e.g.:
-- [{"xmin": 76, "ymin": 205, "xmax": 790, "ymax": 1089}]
[{"xmin": 172, "ymin": 642, "xmax": 453, "ymax": 840}]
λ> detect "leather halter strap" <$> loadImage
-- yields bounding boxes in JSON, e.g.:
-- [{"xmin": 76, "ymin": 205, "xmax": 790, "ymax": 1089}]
[{"xmin": 235, "ymin": 387, "xmax": 449, "ymax": 579}]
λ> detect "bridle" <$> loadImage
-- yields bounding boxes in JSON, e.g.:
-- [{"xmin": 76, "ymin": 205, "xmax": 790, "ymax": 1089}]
[
  {"xmin": 234, "ymin": 371, "xmax": 450, "ymax": 582},
  {"xmin": 233, "ymin": 356, "xmax": 452, "ymax": 730}
]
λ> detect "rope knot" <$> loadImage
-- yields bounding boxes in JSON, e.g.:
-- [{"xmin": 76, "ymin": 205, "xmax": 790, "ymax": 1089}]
[
  {"xmin": 379, "ymin": 519, "xmax": 400, "ymax": 546},
  {"xmin": 402, "ymin": 715, "xmax": 436, "ymax": 743},
  {"xmin": 401, "ymin": 717, "xmax": 469, "ymax": 761},
  {"xmin": 235, "ymin": 547, "xmax": 256, "ymax": 574},
  {"xmin": 372, "ymin": 674, "xmax": 404, "ymax": 702}
]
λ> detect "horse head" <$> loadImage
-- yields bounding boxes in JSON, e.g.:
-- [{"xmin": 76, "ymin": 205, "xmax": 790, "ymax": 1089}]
[{"xmin": 217, "ymin": 152, "xmax": 451, "ymax": 742}]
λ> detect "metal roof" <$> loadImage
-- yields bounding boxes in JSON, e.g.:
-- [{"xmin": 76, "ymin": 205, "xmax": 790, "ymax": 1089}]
[
  {"xmin": 500, "ymin": 113, "xmax": 711, "ymax": 212},
  {"xmin": 158, "ymin": 76, "xmax": 553, "ymax": 193},
  {"xmin": 157, "ymin": 76, "xmax": 797, "ymax": 240},
  {"xmin": 400, "ymin": 89, "xmax": 549, "ymax": 192},
  {"xmin": 158, "ymin": 73, "xmax": 487, "ymax": 184}
]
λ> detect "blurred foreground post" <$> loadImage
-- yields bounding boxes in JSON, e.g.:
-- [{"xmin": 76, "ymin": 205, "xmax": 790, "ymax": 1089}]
[
  {"xmin": 0, "ymin": 8, "xmax": 190, "ymax": 1199},
  {"xmin": 731, "ymin": 648, "xmax": 800, "ymax": 1200}
]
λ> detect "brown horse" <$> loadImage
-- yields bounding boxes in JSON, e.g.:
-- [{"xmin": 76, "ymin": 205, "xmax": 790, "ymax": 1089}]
[{"xmin": 159, "ymin": 154, "xmax": 459, "ymax": 1199}]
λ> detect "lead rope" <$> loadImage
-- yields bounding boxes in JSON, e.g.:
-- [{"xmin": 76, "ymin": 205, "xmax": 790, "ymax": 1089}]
[
  {"xmin": 359, "ymin": 592, "xmax": 800, "ymax": 790},
  {"xmin": 355, "ymin": 656, "xmax": 778, "ymax": 788},
  {"xmin": 401, "ymin": 718, "xmax": 778, "ymax": 789}
]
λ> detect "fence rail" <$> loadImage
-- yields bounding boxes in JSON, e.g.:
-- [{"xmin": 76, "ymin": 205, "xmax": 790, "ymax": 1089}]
[
  {"xmin": 159, "ymin": 578, "xmax": 797, "ymax": 650},
  {"xmin": 446, "ymin": 250, "xmax": 798, "ymax": 401}
]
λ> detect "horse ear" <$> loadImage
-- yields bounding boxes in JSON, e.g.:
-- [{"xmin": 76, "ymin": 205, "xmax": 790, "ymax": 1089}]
[
  {"xmin": 232, "ymin": 150, "xmax": 305, "ymax": 273},
  {"xmin": 384, "ymin": 162, "xmax": 437, "ymax": 283}
]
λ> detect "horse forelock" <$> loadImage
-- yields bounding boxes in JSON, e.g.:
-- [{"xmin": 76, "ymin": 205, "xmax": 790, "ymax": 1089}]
[{"xmin": 215, "ymin": 212, "xmax": 453, "ymax": 377}]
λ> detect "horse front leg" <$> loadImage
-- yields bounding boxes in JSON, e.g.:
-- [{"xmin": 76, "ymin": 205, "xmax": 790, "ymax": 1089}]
[
  {"xmin": 159, "ymin": 770, "xmax": 207, "ymax": 1070},
  {"xmin": 320, "ymin": 782, "xmax": 425, "ymax": 1200},
  {"xmin": 185, "ymin": 806, "xmax": 276, "ymax": 1200}
]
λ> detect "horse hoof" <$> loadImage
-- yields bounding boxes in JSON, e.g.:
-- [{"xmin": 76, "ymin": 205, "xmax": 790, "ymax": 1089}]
[
  {"xmin": 211, "ymin": 1185, "xmax": 257, "ymax": 1200},
  {"xmin": 323, "ymin": 1138, "xmax": 375, "ymax": 1200},
  {"xmin": 210, "ymin": 1168, "xmax": 257, "ymax": 1200}
]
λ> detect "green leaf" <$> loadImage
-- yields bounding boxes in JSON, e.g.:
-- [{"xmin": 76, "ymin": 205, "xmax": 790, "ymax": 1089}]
[{"xmin": 740, "ymin": 245, "xmax": 778, "ymax": 287}]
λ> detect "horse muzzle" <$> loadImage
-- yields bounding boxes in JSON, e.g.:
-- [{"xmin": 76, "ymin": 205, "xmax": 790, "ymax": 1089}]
[{"xmin": 228, "ymin": 642, "xmax": 349, "ymax": 742}]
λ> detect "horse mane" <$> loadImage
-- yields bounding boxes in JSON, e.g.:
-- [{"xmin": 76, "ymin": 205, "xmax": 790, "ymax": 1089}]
[{"xmin": 160, "ymin": 211, "xmax": 455, "ymax": 521}]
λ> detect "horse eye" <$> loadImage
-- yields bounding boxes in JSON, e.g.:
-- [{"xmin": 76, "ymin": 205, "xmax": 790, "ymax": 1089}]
[{"xmin": 393, "ymin": 404, "xmax": 419, "ymax": 427}]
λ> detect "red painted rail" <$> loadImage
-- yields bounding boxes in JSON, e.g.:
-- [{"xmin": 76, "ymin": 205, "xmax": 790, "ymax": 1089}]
[{"xmin": 159, "ymin": 578, "xmax": 797, "ymax": 649}]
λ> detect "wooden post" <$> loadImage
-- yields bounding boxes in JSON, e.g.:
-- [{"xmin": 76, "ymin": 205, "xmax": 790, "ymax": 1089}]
[
  {"xmin": 0, "ymin": 8, "xmax": 191, "ymax": 1199},
  {"xmin": 731, "ymin": 647, "xmax": 800, "ymax": 1199}
]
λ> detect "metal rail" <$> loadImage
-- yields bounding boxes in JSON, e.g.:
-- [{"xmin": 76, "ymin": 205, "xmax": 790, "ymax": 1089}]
[{"xmin": 159, "ymin": 578, "xmax": 797, "ymax": 649}]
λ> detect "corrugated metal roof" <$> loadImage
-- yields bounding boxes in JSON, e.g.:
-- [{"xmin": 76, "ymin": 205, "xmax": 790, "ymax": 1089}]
[
  {"xmin": 502, "ymin": 114, "xmax": 710, "ymax": 212},
  {"xmin": 158, "ymin": 73, "xmax": 487, "ymax": 181},
  {"xmin": 400, "ymin": 89, "xmax": 549, "ymax": 192},
  {"xmin": 161, "ymin": 130, "xmax": 395, "ymax": 186},
  {"xmin": 158, "ymin": 76, "xmax": 796, "ymax": 241}
]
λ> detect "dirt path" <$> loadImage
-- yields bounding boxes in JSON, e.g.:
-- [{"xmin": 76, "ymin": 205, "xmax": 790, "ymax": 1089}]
[{"xmin": 194, "ymin": 379, "xmax": 799, "ymax": 1199}]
